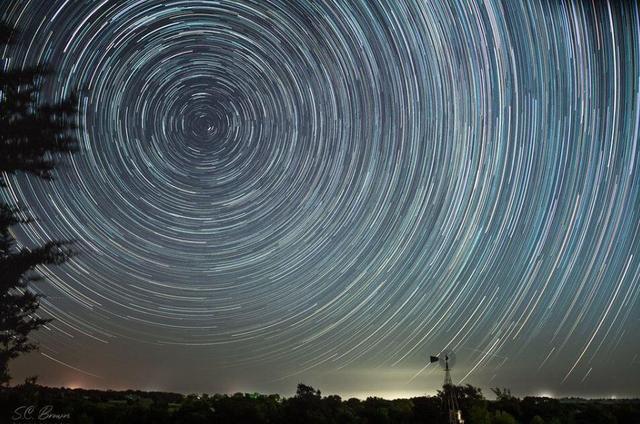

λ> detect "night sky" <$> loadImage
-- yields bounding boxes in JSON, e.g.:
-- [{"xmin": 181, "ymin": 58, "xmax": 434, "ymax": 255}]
[{"xmin": 1, "ymin": 0, "xmax": 639, "ymax": 398}]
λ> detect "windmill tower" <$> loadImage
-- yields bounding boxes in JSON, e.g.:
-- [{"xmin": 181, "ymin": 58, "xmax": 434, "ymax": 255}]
[{"xmin": 430, "ymin": 349, "xmax": 464, "ymax": 424}]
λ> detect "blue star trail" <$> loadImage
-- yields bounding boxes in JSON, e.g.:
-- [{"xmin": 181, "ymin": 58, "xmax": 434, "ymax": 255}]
[{"xmin": 1, "ymin": 0, "xmax": 638, "ymax": 397}]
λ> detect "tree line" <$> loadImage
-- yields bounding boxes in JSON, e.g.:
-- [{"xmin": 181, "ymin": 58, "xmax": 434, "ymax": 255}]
[
  {"xmin": 1, "ymin": 381, "xmax": 639, "ymax": 424},
  {"xmin": 1, "ymin": 21, "xmax": 78, "ymax": 385}
]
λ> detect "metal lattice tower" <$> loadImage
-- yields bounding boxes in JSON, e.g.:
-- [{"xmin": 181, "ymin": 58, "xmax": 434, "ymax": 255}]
[
  {"xmin": 431, "ymin": 351, "xmax": 464, "ymax": 424},
  {"xmin": 443, "ymin": 355, "xmax": 462, "ymax": 424}
]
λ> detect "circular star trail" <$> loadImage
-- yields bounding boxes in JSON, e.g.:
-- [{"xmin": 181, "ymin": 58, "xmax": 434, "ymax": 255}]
[{"xmin": 1, "ymin": 1, "xmax": 639, "ymax": 396}]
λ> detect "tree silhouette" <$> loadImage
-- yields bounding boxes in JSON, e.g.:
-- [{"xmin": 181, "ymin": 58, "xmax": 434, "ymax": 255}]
[{"xmin": 0, "ymin": 21, "xmax": 78, "ymax": 385}]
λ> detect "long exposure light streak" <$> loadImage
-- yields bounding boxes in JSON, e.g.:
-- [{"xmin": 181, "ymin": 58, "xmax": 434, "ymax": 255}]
[{"xmin": 1, "ymin": 0, "xmax": 638, "ymax": 396}]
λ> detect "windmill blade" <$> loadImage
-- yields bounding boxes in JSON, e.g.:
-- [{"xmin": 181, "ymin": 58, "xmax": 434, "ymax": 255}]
[
  {"xmin": 430, "ymin": 355, "xmax": 440, "ymax": 363},
  {"xmin": 438, "ymin": 349, "xmax": 457, "ymax": 369}
]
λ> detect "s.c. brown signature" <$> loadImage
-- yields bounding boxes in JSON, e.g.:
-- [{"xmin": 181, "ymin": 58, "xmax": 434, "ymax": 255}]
[{"xmin": 12, "ymin": 405, "xmax": 71, "ymax": 421}]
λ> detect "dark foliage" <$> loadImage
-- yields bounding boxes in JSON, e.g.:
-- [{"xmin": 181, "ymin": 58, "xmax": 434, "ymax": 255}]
[
  {"xmin": 0, "ymin": 20, "xmax": 79, "ymax": 385},
  {"xmin": 1, "ymin": 383, "xmax": 639, "ymax": 424},
  {"xmin": 0, "ymin": 66, "xmax": 79, "ymax": 181}
]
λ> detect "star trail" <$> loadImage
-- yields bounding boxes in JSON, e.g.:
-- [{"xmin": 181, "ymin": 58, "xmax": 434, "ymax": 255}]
[{"xmin": 1, "ymin": 0, "xmax": 639, "ymax": 397}]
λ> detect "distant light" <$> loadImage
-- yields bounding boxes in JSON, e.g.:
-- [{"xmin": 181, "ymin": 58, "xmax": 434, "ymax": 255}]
[
  {"xmin": 66, "ymin": 382, "xmax": 83, "ymax": 389},
  {"xmin": 347, "ymin": 391, "xmax": 434, "ymax": 399}
]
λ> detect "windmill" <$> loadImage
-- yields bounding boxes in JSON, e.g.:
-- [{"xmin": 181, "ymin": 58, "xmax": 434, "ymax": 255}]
[{"xmin": 430, "ymin": 349, "xmax": 464, "ymax": 424}]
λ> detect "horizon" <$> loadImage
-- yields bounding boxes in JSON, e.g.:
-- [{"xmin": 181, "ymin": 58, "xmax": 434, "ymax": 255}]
[
  {"xmin": 9, "ymin": 381, "xmax": 640, "ymax": 402},
  {"xmin": 10, "ymin": 353, "xmax": 640, "ymax": 401}
]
